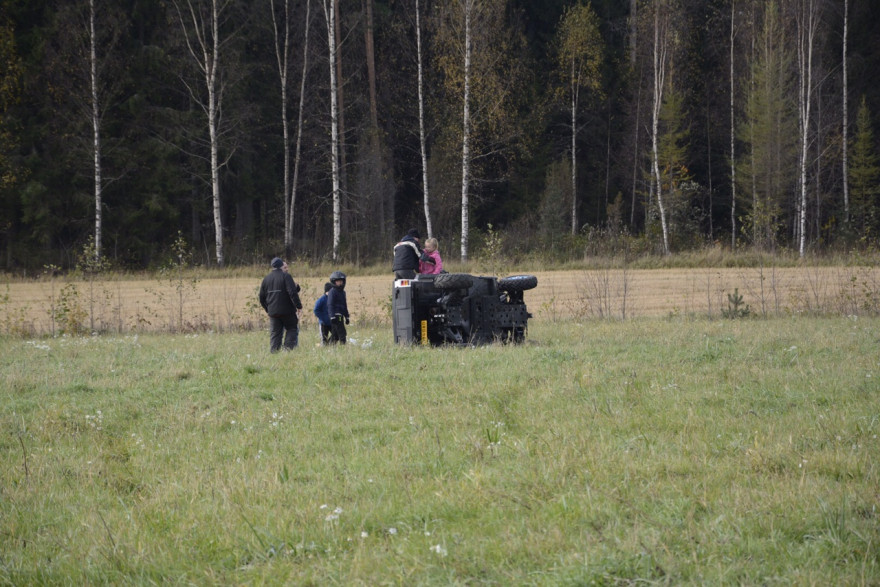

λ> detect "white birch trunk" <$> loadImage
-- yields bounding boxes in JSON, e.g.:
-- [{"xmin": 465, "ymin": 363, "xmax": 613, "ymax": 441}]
[
  {"xmin": 651, "ymin": 0, "xmax": 670, "ymax": 255},
  {"xmin": 842, "ymin": 0, "xmax": 849, "ymax": 224},
  {"xmin": 269, "ymin": 0, "xmax": 291, "ymax": 252},
  {"xmin": 270, "ymin": 0, "xmax": 292, "ymax": 252},
  {"xmin": 796, "ymin": 0, "xmax": 816, "ymax": 258},
  {"xmin": 459, "ymin": 0, "xmax": 472, "ymax": 262},
  {"xmin": 207, "ymin": 0, "xmax": 223, "ymax": 266},
  {"xmin": 289, "ymin": 0, "xmax": 310, "ymax": 251},
  {"xmin": 416, "ymin": 0, "xmax": 432, "ymax": 239},
  {"xmin": 89, "ymin": 0, "xmax": 102, "ymax": 261},
  {"xmin": 324, "ymin": 0, "xmax": 342, "ymax": 260},
  {"xmin": 175, "ymin": 0, "xmax": 226, "ymax": 266}
]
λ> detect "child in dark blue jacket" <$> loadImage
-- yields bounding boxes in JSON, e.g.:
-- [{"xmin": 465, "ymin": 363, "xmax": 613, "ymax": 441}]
[{"xmin": 313, "ymin": 282, "xmax": 333, "ymax": 345}]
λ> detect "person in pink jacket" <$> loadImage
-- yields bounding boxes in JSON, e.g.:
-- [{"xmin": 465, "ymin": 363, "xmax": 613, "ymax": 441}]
[{"xmin": 418, "ymin": 237, "xmax": 443, "ymax": 275}]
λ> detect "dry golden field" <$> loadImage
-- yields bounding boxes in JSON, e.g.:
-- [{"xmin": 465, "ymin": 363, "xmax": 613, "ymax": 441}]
[{"xmin": 2, "ymin": 266, "xmax": 879, "ymax": 335}]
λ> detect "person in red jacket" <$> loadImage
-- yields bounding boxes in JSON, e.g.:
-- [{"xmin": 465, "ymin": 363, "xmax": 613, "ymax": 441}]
[{"xmin": 258, "ymin": 257, "xmax": 303, "ymax": 352}]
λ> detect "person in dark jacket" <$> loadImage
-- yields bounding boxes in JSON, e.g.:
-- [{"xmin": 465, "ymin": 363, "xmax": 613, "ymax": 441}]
[
  {"xmin": 392, "ymin": 228, "xmax": 430, "ymax": 279},
  {"xmin": 313, "ymin": 282, "xmax": 333, "ymax": 345},
  {"xmin": 327, "ymin": 270, "xmax": 349, "ymax": 344},
  {"xmin": 259, "ymin": 257, "xmax": 303, "ymax": 352}
]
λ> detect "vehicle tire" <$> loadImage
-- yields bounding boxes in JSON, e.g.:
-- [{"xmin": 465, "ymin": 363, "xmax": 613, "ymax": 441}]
[
  {"xmin": 498, "ymin": 274, "xmax": 537, "ymax": 292},
  {"xmin": 434, "ymin": 273, "xmax": 473, "ymax": 290}
]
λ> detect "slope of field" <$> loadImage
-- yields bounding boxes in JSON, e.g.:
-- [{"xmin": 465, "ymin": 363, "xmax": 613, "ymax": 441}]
[{"xmin": 2, "ymin": 266, "xmax": 879, "ymax": 335}]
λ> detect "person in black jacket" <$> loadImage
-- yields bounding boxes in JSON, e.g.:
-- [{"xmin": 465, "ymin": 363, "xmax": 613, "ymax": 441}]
[
  {"xmin": 259, "ymin": 257, "xmax": 303, "ymax": 352},
  {"xmin": 392, "ymin": 228, "xmax": 430, "ymax": 279},
  {"xmin": 327, "ymin": 270, "xmax": 350, "ymax": 344}
]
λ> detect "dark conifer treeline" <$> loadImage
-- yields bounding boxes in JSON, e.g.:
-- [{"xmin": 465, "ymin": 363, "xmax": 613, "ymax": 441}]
[{"xmin": 0, "ymin": 0, "xmax": 878, "ymax": 269}]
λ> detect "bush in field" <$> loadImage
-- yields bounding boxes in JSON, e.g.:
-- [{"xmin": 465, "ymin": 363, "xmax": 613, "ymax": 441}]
[
  {"xmin": 155, "ymin": 232, "xmax": 201, "ymax": 332},
  {"xmin": 53, "ymin": 282, "xmax": 87, "ymax": 335},
  {"xmin": 77, "ymin": 237, "xmax": 111, "ymax": 329},
  {"xmin": 722, "ymin": 288, "xmax": 751, "ymax": 319}
]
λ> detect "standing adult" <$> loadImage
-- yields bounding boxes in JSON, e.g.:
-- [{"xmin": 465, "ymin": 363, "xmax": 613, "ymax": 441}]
[
  {"xmin": 259, "ymin": 257, "xmax": 303, "ymax": 352},
  {"xmin": 327, "ymin": 270, "xmax": 350, "ymax": 344},
  {"xmin": 392, "ymin": 228, "xmax": 429, "ymax": 279}
]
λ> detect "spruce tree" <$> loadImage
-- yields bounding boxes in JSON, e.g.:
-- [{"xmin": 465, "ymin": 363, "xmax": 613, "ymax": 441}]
[
  {"xmin": 735, "ymin": 1, "xmax": 797, "ymax": 251},
  {"xmin": 849, "ymin": 95, "xmax": 880, "ymax": 238}
]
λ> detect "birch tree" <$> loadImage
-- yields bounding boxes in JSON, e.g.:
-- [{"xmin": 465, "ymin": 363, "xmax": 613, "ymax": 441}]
[
  {"xmin": 416, "ymin": 0, "xmax": 432, "ymax": 238},
  {"xmin": 434, "ymin": 0, "xmax": 531, "ymax": 262},
  {"xmin": 173, "ymin": 0, "xmax": 235, "ymax": 266},
  {"xmin": 556, "ymin": 2, "xmax": 603, "ymax": 236},
  {"xmin": 795, "ymin": 0, "xmax": 819, "ymax": 257},
  {"xmin": 459, "ymin": 0, "xmax": 473, "ymax": 261},
  {"xmin": 269, "ymin": 0, "xmax": 312, "ymax": 256},
  {"xmin": 333, "ymin": 0, "xmax": 347, "ymax": 205},
  {"xmin": 290, "ymin": 0, "xmax": 311, "ymax": 255},
  {"xmin": 321, "ymin": 0, "xmax": 342, "ymax": 260},
  {"xmin": 87, "ymin": 0, "xmax": 103, "ymax": 261},
  {"xmin": 52, "ymin": 0, "xmax": 124, "ymax": 262},
  {"xmin": 649, "ymin": 0, "xmax": 672, "ymax": 254}
]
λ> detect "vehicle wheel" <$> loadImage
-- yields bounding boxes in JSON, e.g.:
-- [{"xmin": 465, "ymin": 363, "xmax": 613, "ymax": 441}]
[
  {"xmin": 434, "ymin": 273, "xmax": 473, "ymax": 290},
  {"xmin": 498, "ymin": 274, "xmax": 537, "ymax": 292}
]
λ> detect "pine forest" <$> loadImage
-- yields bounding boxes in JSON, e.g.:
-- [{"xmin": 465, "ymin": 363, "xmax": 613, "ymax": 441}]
[{"xmin": 1, "ymin": 0, "xmax": 879, "ymax": 269}]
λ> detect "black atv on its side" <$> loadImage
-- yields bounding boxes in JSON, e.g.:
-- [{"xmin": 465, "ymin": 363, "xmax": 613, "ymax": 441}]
[{"xmin": 392, "ymin": 273, "xmax": 537, "ymax": 346}]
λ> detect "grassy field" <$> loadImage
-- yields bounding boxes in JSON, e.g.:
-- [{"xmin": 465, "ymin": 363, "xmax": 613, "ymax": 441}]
[{"xmin": 2, "ymin": 317, "xmax": 878, "ymax": 584}]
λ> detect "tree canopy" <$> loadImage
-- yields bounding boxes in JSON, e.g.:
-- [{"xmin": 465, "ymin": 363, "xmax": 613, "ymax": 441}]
[{"xmin": 1, "ymin": 0, "xmax": 879, "ymax": 269}]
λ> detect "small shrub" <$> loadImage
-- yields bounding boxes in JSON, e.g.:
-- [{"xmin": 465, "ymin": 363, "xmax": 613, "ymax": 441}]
[
  {"xmin": 54, "ymin": 283, "xmax": 88, "ymax": 334},
  {"xmin": 722, "ymin": 288, "xmax": 751, "ymax": 319}
]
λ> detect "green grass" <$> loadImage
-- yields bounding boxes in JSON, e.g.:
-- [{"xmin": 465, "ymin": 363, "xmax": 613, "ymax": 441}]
[{"xmin": 2, "ymin": 318, "xmax": 879, "ymax": 584}]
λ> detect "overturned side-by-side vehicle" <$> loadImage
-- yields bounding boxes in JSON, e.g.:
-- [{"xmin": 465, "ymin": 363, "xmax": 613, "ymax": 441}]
[{"xmin": 392, "ymin": 273, "xmax": 538, "ymax": 346}]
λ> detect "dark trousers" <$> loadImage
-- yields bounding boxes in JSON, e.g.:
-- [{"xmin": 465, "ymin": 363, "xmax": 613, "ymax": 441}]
[
  {"xmin": 394, "ymin": 269, "xmax": 416, "ymax": 279},
  {"xmin": 330, "ymin": 319, "xmax": 347, "ymax": 344},
  {"xmin": 319, "ymin": 323, "xmax": 332, "ymax": 345},
  {"xmin": 269, "ymin": 314, "xmax": 299, "ymax": 352}
]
